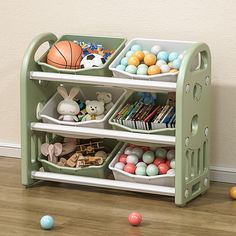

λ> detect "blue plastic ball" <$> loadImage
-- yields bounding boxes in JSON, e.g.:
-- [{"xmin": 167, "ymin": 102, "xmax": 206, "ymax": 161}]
[
  {"xmin": 125, "ymin": 65, "xmax": 137, "ymax": 74},
  {"xmin": 131, "ymin": 44, "xmax": 142, "ymax": 52},
  {"xmin": 120, "ymin": 57, "xmax": 129, "ymax": 66},
  {"xmin": 126, "ymin": 50, "xmax": 134, "ymax": 58},
  {"xmin": 172, "ymin": 58, "xmax": 182, "ymax": 69},
  {"xmin": 116, "ymin": 64, "xmax": 126, "ymax": 71},
  {"xmin": 40, "ymin": 215, "xmax": 54, "ymax": 230},
  {"xmin": 168, "ymin": 52, "xmax": 179, "ymax": 62},
  {"xmin": 157, "ymin": 51, "xmax": 169, "ymax": 62}
]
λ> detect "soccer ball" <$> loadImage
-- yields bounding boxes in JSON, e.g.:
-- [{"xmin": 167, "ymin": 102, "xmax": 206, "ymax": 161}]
[{"xmin": 80, "ymin": 54, "xmax": 106, "ymax": 69}]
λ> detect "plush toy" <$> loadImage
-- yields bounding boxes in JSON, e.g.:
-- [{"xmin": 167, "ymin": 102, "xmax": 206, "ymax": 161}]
[
  {"xmin": 57, "ymin": 86, "xmax": 80, "ymax": 122},
  {"xmin": 82, "ymin": 100, "xmax": 105, "ymax": 121},
  {"xmin": 166, "ymin": 92, "xmax": 176, "ymax": 107},
  {"xmin": 138, "ymin": 92, "xmax": 156, "ymax": 105},
  {"xmin": 96, "ymin": 92, "xmax": 114, "ymax": 113}
]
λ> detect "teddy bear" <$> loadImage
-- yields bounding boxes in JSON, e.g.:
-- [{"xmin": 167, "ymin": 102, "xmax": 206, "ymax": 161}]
[
  {"xmin": 96, "ymin": 92, "xmax": 114, "ymax": 113},
  {"xmin": 82, "ymin": 100, "xmax": 105, "ymax": 121}
]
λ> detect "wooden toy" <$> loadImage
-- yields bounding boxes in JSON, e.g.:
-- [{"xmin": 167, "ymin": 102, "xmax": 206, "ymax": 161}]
[
  {"xmin": 77, "ymin": 140, "xmax": 104, "ymax": 155},
  {"xmin": 229, "ymin": 186, "xmax": 236, "ymax": 200},
  {"xmin": 41, "ymin": 143, "xmax": 62, "ymax": 164},
  {"xmin": 128, "ymin": 212, "xmax": 142, "ymax": 226},
  {"xmin": 57, "ymin": 157, "xmax": 67, "ymax": 167},
  {"xmin": 47, "ymin": 40, "xmax": 82, "ymax": 69},
  {"xmin": 95, "ymin": 150, "xmax": 107, "ymax": 159}
]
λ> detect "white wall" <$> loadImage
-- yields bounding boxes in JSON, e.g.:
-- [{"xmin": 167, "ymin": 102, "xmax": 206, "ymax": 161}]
[{"xmin": 0, "ymin": 0, "xmax": 236, "ymax": 169}]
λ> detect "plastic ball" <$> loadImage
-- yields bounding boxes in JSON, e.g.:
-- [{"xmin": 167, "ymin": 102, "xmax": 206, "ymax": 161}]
[
  {"xmin": 40, "ymin": 215, "xmax": 54, "ymax": 230},
  {"xmin": 168, "ymin": 52, "xmax": 179, "ymax": 62},
  {"xmin": 155, "ymin": 148, "xmax": 167, "ymax": 159},
  {"xmin": 158, "ymin": 163, "xmax": 169, "ymax": 174},
  {"xmin": 229, "ymin": 186, "xmax": 236, "ymax": 200},
  {"xmin": 170, "ymin": 68, "xmax": 178, "ymax": 73},
  {"xmin": 124, "ymin": 163, "xmax": 136, "ymax": 174},
  {"xmin": 116, "ymin": 64, "xmax": 126, "ymax": 71},
  {"xmin": 132, "ymin": 147, "xmax": 144, "ymax": 158},
  {"xmin": 165, "ymin": 160, "xmax": 171, "ymax": 168},
  {"xmin": 127, "ymin": 154, "xmax": 139, "ymax": 165},
  {"xmin": 167, "ymin": 168, "xmax": 175, "ymax": 175},
  {"xmin": 157, "ymin": 51, "xmax": 169, "ymax": 62},
  {"xmin": 178, "ymin": 53, "xmax": 184, "ymax": 60},
  {"xmin": 131, "ymin": 44, "xmax": 142, "ymax": 52},
  {"xmin": 172, "ymin": 58, "xmax": 182, "ymax": 69},
  {"xmin": 124, "ymin": 147, "xmax": 133, "ymax": 155},
  {"xmin": 133, "ymin": 51, "xmax": 145, "ymax": 61},
  {"xmin": 151, "ymin": 45, "xmax": 162, "ymax": 55},
  {"xmin": 135, "ymin": 166, "xmax": 147, "ymax": 176},
  {"xmin": 156, "ymin": 60, "xmax": 167, "ymax": 67},
  {"xmin": 143, "ymin": 50, "xmax": 150, "ymax": 56},
  {"xmin": 128, "ymin": 212, "xmax": 142, "ymax": 226},
  {"xmin": 128, "ymin": 56, "xmax": 140, "ymax": 66},
  {"xmin": 137, "ymin": 67, "xmax": 148, "ymax": 75},
  {"xmin": 138, "ymin": 64, "xmax": 148, "ymax": 69},
  {"xmin": 170, "ymin": 159, "xmax": 175, "ymax": 169},
  {"xmin": 119, "ymin": 154, "xmax": 128, "ymax": 164},
  {"xmin": 120, "ymin": 57, "xmax": 129, "ymax": 66},
  {"xmin": 142, "ymin": 151, "xmax": 155, "ymax": 164},
  {"xmin": 168, "ymin": 62, "xmax": 173, "ymax": 69},
  {"xmin": 153, "ymin": 158, "xmax": 165, "ymax": 166},
  {"xmin": 148, "ymin": 65, "xmax": 161, "ymax": 75},
  {"xmin": 114, "ymin": 162, "xmax": 125, "ymax": 170},
  {"xmin": 160, "ymin": 64, "xmax": 170, "ymax": 73},
  {"xmin": 126, "ymin": 50, "xmax": 134, "ymax": 58},
  {"xmin": 125, "ymin": 65, "xmax": 137, "ymax": 74},
  {"xmin": 136, "ymin": 162, "xmax": 147, "ymax": 168},
  {"xmin": 146, "ymin": 164, "xmax": 159, "ymax": 176},
  {"xmin": 144, "ymin": 53, "xmax": 157, "ymax": 66},
  {"xmin": 167, "ymin": 149, "xmax": 175, "ymax": 160}
]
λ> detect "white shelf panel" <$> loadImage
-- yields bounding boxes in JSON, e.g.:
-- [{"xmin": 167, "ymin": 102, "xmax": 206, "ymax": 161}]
[
  {"xmin": 32, "ymin": 171, "xmax": 175, "ymax": 196},
  {"xmin": 31, "ymin": 122, "xmax": 176, "ymax": 145},
  {"xmin": 30, "ymin": 72, "xmax": 176, "ymax": 92}
]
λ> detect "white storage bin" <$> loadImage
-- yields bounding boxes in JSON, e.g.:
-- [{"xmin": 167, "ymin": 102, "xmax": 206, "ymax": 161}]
[
  {"xmin": 109, "ymin": 38, "xmax": 199, "ymax": 82},
  {"xmin": 109, "ymin": 143, "xmax": 175, "ymax": 187},
  {"xmin": 40, "ymin": 85, "xmax": 127, "ymax": 128}
]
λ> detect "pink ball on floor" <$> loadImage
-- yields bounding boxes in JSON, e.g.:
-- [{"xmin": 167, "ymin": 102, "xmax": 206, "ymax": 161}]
[
  {"xmin": 128, "ymin": 212, "xmax": 142, "ymax": 226},
  {"xmin": 124, "ymin": 163, "xmax": 136, "ymax": 174}
]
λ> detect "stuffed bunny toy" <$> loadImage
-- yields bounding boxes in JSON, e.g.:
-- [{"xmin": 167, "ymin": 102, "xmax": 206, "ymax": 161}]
[{"xmin": 57, "ymin": 86, "xmax": 80, "ymax": 122}]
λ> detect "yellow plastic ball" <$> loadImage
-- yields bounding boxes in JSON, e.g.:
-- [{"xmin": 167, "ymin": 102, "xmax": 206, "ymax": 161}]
[
  {"xmin": 133, "ymin": 51, "xmax": 145, "ymax": 61},
  {"xmin": 128, "ymin": 56, "xmax": 140, "ymax": 66},
  {"xmin": 144, "ymin": 53, "xmax": 157, "ymax": 66},
  {"xmin": 229, "ymin": 186, "xmax": 236, "ymax": 199},
  {"xmin": 170, "ymin": 69, "xmax": 178, "ymax": 73},
  {"xmin": 148, "ymin": 65, "xmax": 161, "ymax": 75}
]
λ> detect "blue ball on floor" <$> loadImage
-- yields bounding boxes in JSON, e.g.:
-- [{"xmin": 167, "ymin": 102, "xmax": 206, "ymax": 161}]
[{"xmin": 40, "ymin": 215, "xmax": 54, "ymax": 230}]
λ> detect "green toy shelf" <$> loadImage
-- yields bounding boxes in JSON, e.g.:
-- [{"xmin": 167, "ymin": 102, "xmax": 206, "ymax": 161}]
[{"xmin": 21, "ymin": 33, "xmax": 211, "ymax": 206}]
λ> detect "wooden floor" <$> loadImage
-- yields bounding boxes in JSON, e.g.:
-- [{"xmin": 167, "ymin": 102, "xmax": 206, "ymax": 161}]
[{"xmin": 1, "ymin": 157, "xmax": 236, "ymax": 236}]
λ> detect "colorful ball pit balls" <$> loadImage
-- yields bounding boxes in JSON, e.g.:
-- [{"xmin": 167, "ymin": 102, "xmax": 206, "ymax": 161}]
[
  {"xmin": 158, "ymin": 163, "xmax": 169, "ymax": 175},
  {"xmin": 155, "ymin": 148, "xmax": 167, "ymax": 159},
  {"xmin": 119, "ymin": 154, "xmax": 127, "ymax": 164},
  {"xmin": 172, "ymin": 58, "xmax": 182, "ymax": 69},
  {"xmin": 229, "ymin": 186, "xmax": 236, "ymax": 200},
  {"xmin": 146, "ymin": 164, "xmax": 159, "ymax": 176},
  {"xmin": 157, "ymin": 51, "xmax": 169, "ymax": 61},
  {"xmin": 133, "ymin": 51, "xmax": 145, "ymax": 61},
  {"xmin": 165, "ymin": 160, "xmax": 171, "ymax": 168},
  {"xmin": 127, "ymin": 154, "xmax": 139, "ymax": 165},
  {"xmin": 128, "ymin": 212, "xmax": 142, "ymax": 226},
  {"xmin": 124, "ymin": 163, "xmax": 136, "ymax": 174},
  {"xmin": 153, "ymin": 158, "xmax": 165, "ymax": 166},
  {"xmin": 148, "ymin": 65, "xmax": 161, "ymax": 75},
  {"xmin": 168, "ymin": 52, "xmax": 179, "ymax": 62},
  {"xmin": 126, "ymin": 50, "xmax": 134, "ymax": 58},
  {"xmin": 156, "ymin": 59, "xmax": 167, "ymax": 67},
  {"xmin": 151, "ymin": 45, "xmax": 162, "ymax": 55},
  {"xmin": 160, "ymin": 64, "xmax": 170, "ymax": 73},
  {"xmin": 131, "ymin": 147, "xmax": 144, "ymax": 158},
  {"xmin": 170, "ymin": 68, "xmax": 178, "ymax": 73},
  {"xmin": 136, "ymin": 162, "xmax": 147, "ymax": 168},
  {"xmin": 144, "ymin": 53, "xmax": 157, "ymax": 66},
  {"xmin": 167, "ymin": 168, "xmax": 175, "ymax": 175},
  {"xmin": 128, "ymin": 56, "xmax": 140, "ymax": 67},
  {"xmin": 131, "ymin": 44, "xmax": 142, "ymax": 52},
  {"xmin": 167, "ymin": 149, "xmax": 175, "ymax": 160},
  {"xmin": 116, "ymin": 64, "xmax": 126, "ymax": 71},
  {"xmin": 125, "ymin": 65, "xmax": 137, "ymax": 74},
  {"xmin": 142, "ymin": 151, "xmax": 155, "ymax": 164},
  {"xmin": 143, "ymin": 50, "xmax": 150, "ymax": 56},
  {"xmin": 120, "ymin": 57, "xmax": 129, "ymax": 66},
  {"xmin": 40, "ymin": 215, "xmax": 54, "ymax": 230},
  {"xmin": 170, "ymin": 159, "xmax": 175, "ymax": 169},
  {"xmin": 124, "ymin": 147, "xmax": 133, "ymax": 155},
  {"xmin": 135, "ymin": 166, "xmax": 147, "ymax": 176},
  {"xmin": 114, "ymin": 162, "xmax": 125, "ymax": 170}
]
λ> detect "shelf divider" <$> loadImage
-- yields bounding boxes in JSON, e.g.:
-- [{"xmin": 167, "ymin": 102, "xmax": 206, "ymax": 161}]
[
  {"xmin": 30, "ymin": 71, "xmax": 176, "ymax": 92},
  {"xmin": 32, "ymin": 171, "xmax": 175, "ymax": 196},
  {"xmin": 31, "ymin": 122, "xmax": 176, "ymax": 145}
]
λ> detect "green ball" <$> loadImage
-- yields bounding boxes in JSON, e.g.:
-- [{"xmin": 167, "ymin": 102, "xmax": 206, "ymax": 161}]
[
  {"xmin": 138, "ymin": 64, "xmax": 148, "ymax": 69},
  {"xmin": 155, "ymin": 148, "xmax": 167, "ymax": 159},
  {"xmin": 137, "ymin": 67, "xmax": 148, "ymax": 75},
  {"xmin": 142, "ymin": 151, "xmax": 155, "ymax": 164},
  {"xmin": 146, "ymin": 164, "xmax": 159, "ymax": 176},
  {"xmin": 116, "ymin": 64, "xmax": 126, "ymax": 71},
  {"xmin": 135, "ymin": 166, "xmax": 147, "ymax": 176},
  {"xmin": 126, "ymin": 50, "xmax": 134, "ymax": 58},
  {"xmin": 125, "ymin": 65, "xmax": 137, "ymax": 74}
]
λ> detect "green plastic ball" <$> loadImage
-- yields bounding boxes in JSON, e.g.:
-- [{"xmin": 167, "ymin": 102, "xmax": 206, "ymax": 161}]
[
  {"xmin": 131, "ymin": 44, "xmax": 142, "ymax": 52},
  {"xmin": 126, "ymin": 50, "xmax": 134, "ymax": 58},
  {"xmin": 135, "ymin": 166, "xmax": 147, "ymax": 176},
  {"xmin": 116, "ymin": 64, "xmax": 126, "ymax": 71},
  {"xmin": 142, "ymin": 151, "xmax": 155, "ymax": 164},
  {"xmin": 125, "ymin": 65, "xmax": 137, "ymax": 74},
  {"xmin": 138, "ymin": 64, "xmax": 148, "ymax": 69},
  {"xmin": 120, "ymin": 57, "xmax": 129, "ymax": 66},
  {"xmin": 155, "ymin": 148, "xmax": 167, "ymax": 159},
  {"xmin": 137, "ymin": 67, "xmax": 148, "ymax": 75},
  {"xmin": 146, "ymin": 164, "xmax": 159, "ymax": 176},
  {"xmin": 170, "ymin": 159, "xmax": 175, "ymax": 169}
]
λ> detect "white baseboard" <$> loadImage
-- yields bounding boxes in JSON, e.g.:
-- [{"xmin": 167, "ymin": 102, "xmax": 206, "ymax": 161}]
[{"xmin": 0, "ymin": 143, "xmax": 235, "ymax": 183}]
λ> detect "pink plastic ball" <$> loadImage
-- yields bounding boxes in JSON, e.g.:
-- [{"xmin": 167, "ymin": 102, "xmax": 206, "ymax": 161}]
[
  {"xmin": 128, "ymin": 212, "xmax": 142, "ymax": 226},
  {"xmin": 165, "ymin": 160, "xmax": 171, "ymax": 168},
  {"xmin": 124, "ymin": 163, "xmax": 136, "ymax": 174},
  {"xmin": 153, "ymin": 158, "xmax": 165, "ymax": 166},
  {"xmin": 119, "ymin": 154, "xmax": 128, "ymax": 164},
  {"xmin": 158, "ymin": 163, "xmax": 169, "ymax": 174}
]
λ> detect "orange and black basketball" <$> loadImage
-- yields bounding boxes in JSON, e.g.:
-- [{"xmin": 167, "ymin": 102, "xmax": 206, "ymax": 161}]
[{"xmin": 47, "ymin": 41, "xmax": 82, "ymax": 69}]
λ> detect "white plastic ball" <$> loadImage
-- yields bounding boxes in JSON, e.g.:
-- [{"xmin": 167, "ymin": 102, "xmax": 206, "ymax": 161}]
[
  {"xmin": 131, "ymin": 44, "xmax": 142, "ymax": 52},
  {"xmin": 135, "ymin": 166, "xmax": 147, "ymax": 176},
  {"xmin": 142, "ymin": 151, "xmax": 155, "ymax": 164},
  {"xmin": 155, "ymin": 148, "xmax": 167, "ymax": 159},
  {"xmin": 167, "ymin": 149, "xmax": 175, "ymax": 160},
  {"xmin": 116, "ymin": 64, "xmax": 126, "ymax": 71},
  {"xmin": 114, "ymin": 162, "xmax": 125, "ymax": 170},
  {"xmin": 127, "ymin": 154, "xmax": 139, "ymax": 165},
  {"xmin": 178, "ymin": 54, "xmax": 184, "ymax": 60},
  {"xmin": 137, "ymin": 67, "xmax": 148, "ymax": 75},
  {"xmin": 143, "ymin": 50, "xmax": 150, "ymax": 56},
  {"xmin": 126, "ymin": 50, "xmax": 134, "ymax": 58},
  {"xmin": 40, "ymin": 215, "xmax": 54, "ymax": 230},
  {"xmin": 131, "ymin": 147, "xmax": 144, "ymax": 158},
  {"xmin": 136, "ymin": 162, "xmax": 147, "ymax": 168},
  {"xmin": 120, "ymin": 57, "xmax": 129, "ymax": 66},
  {"xmin": 124, "ymin": 147, "xmax": 133, "ymax": 155},
  {"xmin": 167, "ymin": 169, "xmax": 175, "ymax": 175},
  {"xmin": 138, "ymin": 64, "xmax": 148, "ymax": 69},
  {"xmin": 156, "ymin": 60, "xmax": 167, "ymax": 67},
  {"xmin": 151, "ymin": 45, "xmax": 162, "ymax": 55},
  {"xmin": 170, "ymin": 159, "xmax": 175, "ymax": 169},
  {"xmin": 160, "ymin": 64, "xmax": 170, "ymax": 73}
]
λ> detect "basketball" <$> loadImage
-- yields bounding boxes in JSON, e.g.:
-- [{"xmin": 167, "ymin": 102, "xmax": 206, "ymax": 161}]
[{"xmin": 47, "ymin": 41, "xmax": 82, "ymax": 69}]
